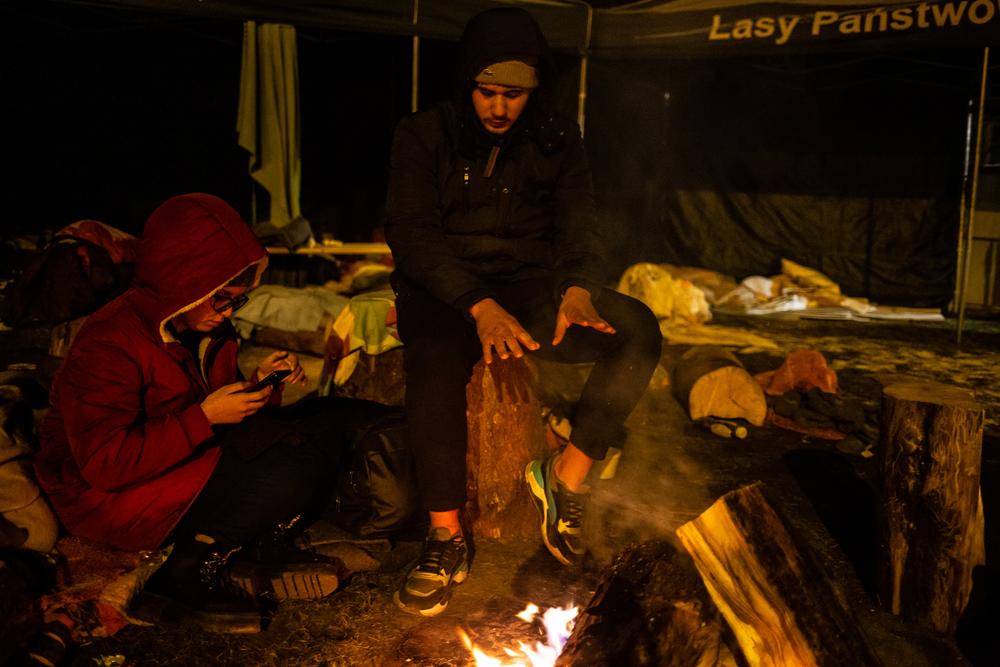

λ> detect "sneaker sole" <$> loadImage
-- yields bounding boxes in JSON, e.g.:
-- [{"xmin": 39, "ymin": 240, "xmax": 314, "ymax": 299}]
[
  {"xmin": 228, "ymin": 562, "xmax": 340, "ymax": 601},
  {"xmin": 393, "ymin": 562, "xmax": 469, "ymax": 617},
  {"xmin": 525, "ymin": 461, "xmax": 572, "ymax": 566}
]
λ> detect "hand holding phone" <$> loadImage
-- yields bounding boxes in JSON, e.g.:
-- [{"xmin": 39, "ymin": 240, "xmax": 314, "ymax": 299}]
[{"xmin": 241, "ymin": 369, "xmax": 292, "ymax": 393}]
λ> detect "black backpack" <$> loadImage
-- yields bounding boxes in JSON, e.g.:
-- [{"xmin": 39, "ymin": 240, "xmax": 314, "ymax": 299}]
[{"xmin": 330, "ymin": 408, "xmax": 426, "ymax": 540}]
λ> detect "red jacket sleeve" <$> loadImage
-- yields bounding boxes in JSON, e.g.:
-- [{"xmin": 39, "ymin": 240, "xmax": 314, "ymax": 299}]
[{"xmin": 58, "ymin": 332, "xmax": 216, "ymax": 493}]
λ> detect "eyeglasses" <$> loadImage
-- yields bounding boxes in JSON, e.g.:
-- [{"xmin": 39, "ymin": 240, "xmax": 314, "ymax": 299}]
[{"xmin": 210, "ymin": 292, "xmax": 250, "ymax": 314}]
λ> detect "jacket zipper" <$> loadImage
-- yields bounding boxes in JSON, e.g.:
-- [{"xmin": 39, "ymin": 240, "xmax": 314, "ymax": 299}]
[{"xmin": 462, "ymin": 165, "xmax": 470, "ymax": 213}]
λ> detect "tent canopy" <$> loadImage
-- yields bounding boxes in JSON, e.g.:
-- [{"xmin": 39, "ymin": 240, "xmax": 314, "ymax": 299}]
[
  {"xmin": 57, "ymin": 0, "xmax": 1000, "ymax": 55},
  {"xmin": 43, "ymin": 0, "xmax": 997, "ymax": 308}
]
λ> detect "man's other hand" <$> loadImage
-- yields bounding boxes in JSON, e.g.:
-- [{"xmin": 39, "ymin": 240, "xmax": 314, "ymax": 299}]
[
  {"xmin": 255, "ymin": 350, "xmax": 306, "ymax": 385},
  {"xmin": 552, "ymin": 286, "xmax": 616, "ymax": 346},
  {"xmin": 469, "ymin": 298, "xmax": 540, "ymax": 364},
  {"xmin": 201, "ymin": 382, "xmax": 272, "ymax": 425}
]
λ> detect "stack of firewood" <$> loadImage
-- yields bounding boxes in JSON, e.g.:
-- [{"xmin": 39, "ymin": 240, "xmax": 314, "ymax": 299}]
[{"xmin": 561, "ymin": 376, "xmax": 985, "ymax": 665}]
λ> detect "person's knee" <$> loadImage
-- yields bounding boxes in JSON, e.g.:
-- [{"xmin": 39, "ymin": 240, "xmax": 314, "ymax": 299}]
[
  {"xmin": 632, "ymin": 300, "xmax": 662, "ymax": 359},
  {"xmin": 604, "ymin": 291, "xmax": 662, "ymax": 360}
]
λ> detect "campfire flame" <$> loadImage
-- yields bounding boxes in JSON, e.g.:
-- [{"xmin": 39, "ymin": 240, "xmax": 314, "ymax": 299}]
[{"xmin": 458, "ymin": 603, "xmax": 578, "ymax": 667}]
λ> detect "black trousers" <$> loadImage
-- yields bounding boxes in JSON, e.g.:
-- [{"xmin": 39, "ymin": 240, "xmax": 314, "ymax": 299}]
[
  {"xmin": 395, "ymin": 275, "xmax": 662, "ymax": 511},
  {"xmin": 166, "ymin": 396, "xmax": 377, "ymax": 549}
]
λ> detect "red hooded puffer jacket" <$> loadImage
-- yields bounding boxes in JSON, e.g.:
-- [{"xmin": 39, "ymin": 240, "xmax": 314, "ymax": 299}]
[{"xmin": 34, "ymin": 194, "xmax": 267, "ymax": 550}]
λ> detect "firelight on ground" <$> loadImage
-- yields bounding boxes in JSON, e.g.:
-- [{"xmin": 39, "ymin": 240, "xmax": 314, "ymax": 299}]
[{"xmin": 458, "ymin": 603, "xmax": 579, "ymax": 667}]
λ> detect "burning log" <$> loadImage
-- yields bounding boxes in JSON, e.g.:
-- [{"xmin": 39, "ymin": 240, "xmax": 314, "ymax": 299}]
[
  {"xmin": 465, "ymin": 357, "xmax": 548, "ymax": 540},
  {"xmin": 557, "ymin": 541, "xmax": 738, "ymax": 667},
  {"xmin": 878, "ymin": 381, "xmax": 985, "ymax": 634},
  {"xmin": 676, "ymin": 483, "xmax": 880, "ymax": 667},
  {"xmin": 673, "ymin": 347, "xmax": 767, "ymax": 427}
]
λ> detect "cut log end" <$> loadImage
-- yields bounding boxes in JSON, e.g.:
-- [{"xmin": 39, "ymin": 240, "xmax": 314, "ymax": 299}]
[
  {"xmin": 688, "ymin": 366, "xmax": 767, "ymax": 426},
  {"xmin": 883, "ymin": 381, "xmax": 981, "ymax": 411},
  {"xmin": 673, "ymin": 347, "xmax": 768, "ymax": 427}
]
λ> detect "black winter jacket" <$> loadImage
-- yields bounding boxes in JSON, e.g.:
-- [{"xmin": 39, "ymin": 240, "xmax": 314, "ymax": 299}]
[{"xmin": 385, "ymin": 102, "xmax": 606, "ymax": 313}]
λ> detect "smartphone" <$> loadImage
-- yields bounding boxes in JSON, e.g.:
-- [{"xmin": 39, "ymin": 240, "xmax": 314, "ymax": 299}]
[{"xmin": 241, "ymin": 369, "xmax": 292, "ymax": 393}]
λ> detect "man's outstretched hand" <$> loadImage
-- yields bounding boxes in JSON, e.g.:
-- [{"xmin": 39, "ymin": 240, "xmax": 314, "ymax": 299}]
[
  {"xmin": 469, "ymin": 298, "xmax": 540, "ymax": 364},
  {"xmin": 552, "ymin": 286, "xmax": 616, "ymax": 346}
]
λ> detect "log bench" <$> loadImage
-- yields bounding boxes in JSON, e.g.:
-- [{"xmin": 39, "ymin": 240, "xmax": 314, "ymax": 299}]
[
  {"xmin": 465, "ymin": 357, "xmax": 549, "ymax": 540},
  {"xmin": 329, "ymin": 349, "xmax": 551, "ymax": 541}
]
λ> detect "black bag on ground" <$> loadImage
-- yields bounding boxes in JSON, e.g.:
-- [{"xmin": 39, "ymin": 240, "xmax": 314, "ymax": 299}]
[{"xmin": 329, "ymin": 406, "xmax": 426, "ymax": 540}]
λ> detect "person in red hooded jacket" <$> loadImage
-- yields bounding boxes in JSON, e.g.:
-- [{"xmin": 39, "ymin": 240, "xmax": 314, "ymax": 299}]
[{"xmin": 34, "ymin": 193, "xmax": 354, "ymax": 633}]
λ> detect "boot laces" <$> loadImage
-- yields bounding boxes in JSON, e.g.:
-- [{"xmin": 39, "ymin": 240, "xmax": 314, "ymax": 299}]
[
  {"xmin": 416, "ymin": 537, "xmax": 461, "ymax": 575},
  {"xmin": 199, "ymin": 545, "xmax": 242, "ymax": 589}
]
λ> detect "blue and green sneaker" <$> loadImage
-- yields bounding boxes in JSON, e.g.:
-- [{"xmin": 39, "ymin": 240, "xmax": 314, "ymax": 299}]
[{"xmin": 525, "ymin": 454, "xmax": 588, "ymax": 565}]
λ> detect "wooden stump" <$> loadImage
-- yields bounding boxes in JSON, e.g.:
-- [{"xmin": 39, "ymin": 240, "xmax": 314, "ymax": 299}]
[
  {"xmin": 676, "ymin": 483, "xmax": 880, "ymax": 667},
  {"xmin": 465, "ymin": 357, "xmax": 547, "ymax": 540},
  {"xmin": 673, "ymin": 346, "xmax": 767, "ymax": 426},
  {"xmin": 878, "ymin": 381, "xmax": 985, "ymax": 634},
  {"xmin": 557, "ymin": 541, "xmax": 738, "ymax": 667}
]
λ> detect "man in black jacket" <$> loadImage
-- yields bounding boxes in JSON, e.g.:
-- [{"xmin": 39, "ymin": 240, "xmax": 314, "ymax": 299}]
[{"xmin": 385, "ymin": 7, "xmax": 661, "ymax": 616}]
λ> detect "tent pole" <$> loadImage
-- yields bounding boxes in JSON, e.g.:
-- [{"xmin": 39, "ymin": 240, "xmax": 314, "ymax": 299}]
[
  {"xmin": 952, "ymin": 103, "xmax": 973, "ymax": 312},
  {"xmin": 957, "ymin": 46, "xmax": 990, "ymax": 347},
  {"xmin": 566, "ymin": 1, "xmax": 593, "ymax": 136},
  {"xmin": 411, "ymin": 0, "xmax": 420, "ymax": 113}
]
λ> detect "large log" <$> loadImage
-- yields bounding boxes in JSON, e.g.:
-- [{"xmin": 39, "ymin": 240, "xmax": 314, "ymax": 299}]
[
  {"xmin": 878, "ymin": 381, "xmax": 985, "ymax": 634},
  {"xmin": 676, "ymin": 483, "xmax": 880, "ymax": 667},
  {"xmin": 465, "ymin": 357, "xmax": 548, "ymax": 540},
  {"xmin": 557, "ymin": 541, "xmax": 738, "ymax": 667},
  {"xmin": 673, "ymin": 347, "xmax": 767, "ymax": 426}
]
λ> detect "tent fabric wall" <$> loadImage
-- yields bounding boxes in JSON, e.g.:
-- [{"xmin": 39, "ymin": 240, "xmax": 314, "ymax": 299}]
[{"xmin": 587, "ymin": 52, "xmax": 976, "ymax": 306}]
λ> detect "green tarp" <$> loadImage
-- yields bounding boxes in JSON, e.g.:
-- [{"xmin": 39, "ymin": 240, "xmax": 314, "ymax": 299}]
[{"xmin": 237, "ymin": 21, "xmax": 304, "ymax": 232}]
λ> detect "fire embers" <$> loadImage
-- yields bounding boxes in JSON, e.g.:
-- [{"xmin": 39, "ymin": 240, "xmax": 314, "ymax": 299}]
[{"xmin": 458, "ymin": 603, "xmax": 578, "ymax": 667}]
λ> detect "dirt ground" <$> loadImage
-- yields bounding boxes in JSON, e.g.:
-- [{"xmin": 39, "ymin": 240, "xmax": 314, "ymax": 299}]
[{"xmin": 4, "ymin": 313, "xmax": 999, "ymax": 666}]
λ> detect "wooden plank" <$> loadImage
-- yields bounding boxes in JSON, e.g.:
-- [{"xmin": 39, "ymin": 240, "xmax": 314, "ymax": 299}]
[{"xmin": 265, "ymin": 243, "xmax": 391, "ymax": 256}]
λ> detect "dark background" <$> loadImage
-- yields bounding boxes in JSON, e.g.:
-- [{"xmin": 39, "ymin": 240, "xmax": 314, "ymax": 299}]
[{"xmin": 2, "ymin": 1, "xmax": 994, "ymax": 306}]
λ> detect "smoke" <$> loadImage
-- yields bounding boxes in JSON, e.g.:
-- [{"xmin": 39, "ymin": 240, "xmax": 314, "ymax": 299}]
[
  {"xmin": 585, "ymin": 415, "xmax": 715, "ymax": 567},
  {"xmin": 534, "ymin": 358, "xmax": 716, "ymax": 567}
]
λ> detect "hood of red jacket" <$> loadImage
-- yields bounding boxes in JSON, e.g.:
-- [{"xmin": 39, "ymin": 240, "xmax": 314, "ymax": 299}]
[{"xmin": 133, "ymin": 193, "xmax": 266, "ymax": 342}]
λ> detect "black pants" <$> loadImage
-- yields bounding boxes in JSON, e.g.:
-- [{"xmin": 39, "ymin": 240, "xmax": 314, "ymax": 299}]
[
  {"xmin": 396, "ymin": 276, "xmax": 662, "ymax": 511},
  {"xmin": 166, "ymin": 396, "xmax": 375, "ymax": 548}
]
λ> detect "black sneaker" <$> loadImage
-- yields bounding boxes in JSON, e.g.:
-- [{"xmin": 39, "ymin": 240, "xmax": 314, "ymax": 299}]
[
  {"xmin": 525, "ymin": 454, "xmax": 588, "ymax": 565},
  {"xmin": 393, "ymin": 527, "xmax": 469, "ymax": 617}
]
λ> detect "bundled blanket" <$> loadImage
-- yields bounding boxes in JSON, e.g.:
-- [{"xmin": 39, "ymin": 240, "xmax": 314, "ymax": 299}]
[{"xmin": 0, "ymin": 372, "xmax": 57, "ymax": 552}]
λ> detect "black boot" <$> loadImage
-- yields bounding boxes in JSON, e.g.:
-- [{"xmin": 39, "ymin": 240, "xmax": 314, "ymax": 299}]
[
  {"xmin": 228, "ymin": 514, "xmax": 343, "ymax": 601},
  {"xmin": 130, "ymin": 540, "xmax": 261, "ymax": 634}
]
